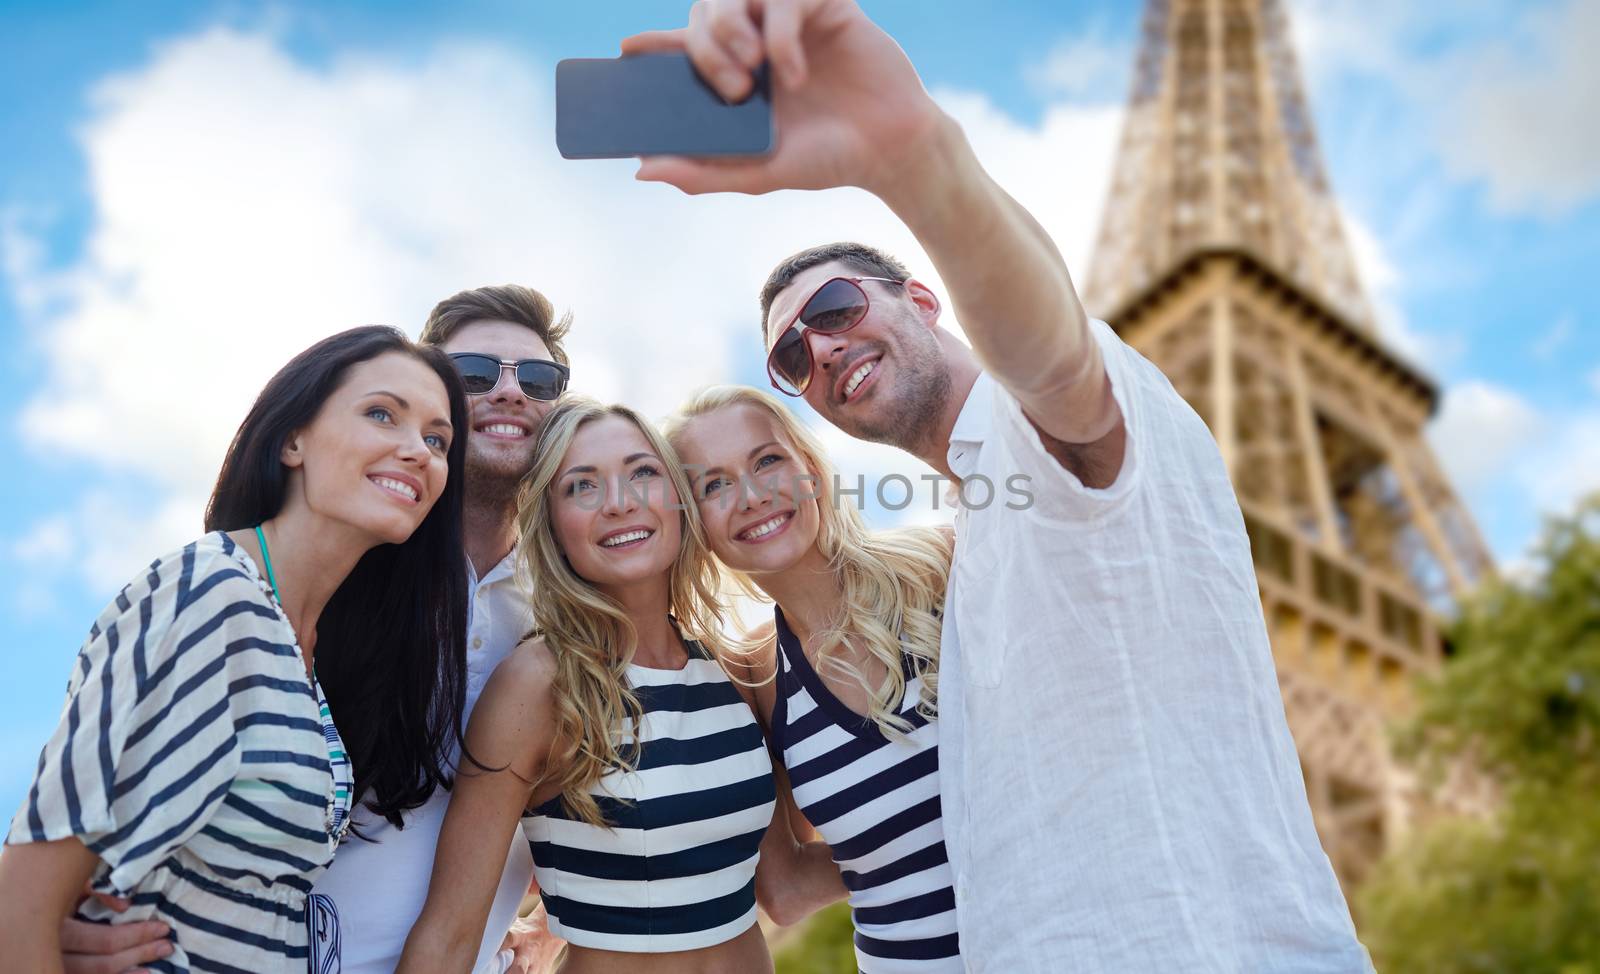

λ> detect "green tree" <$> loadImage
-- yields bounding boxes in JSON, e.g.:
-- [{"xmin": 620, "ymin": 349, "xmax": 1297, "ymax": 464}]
[{"xmin": 1359, "ymin": 496, "xmax": 1600, "ymax": 972}]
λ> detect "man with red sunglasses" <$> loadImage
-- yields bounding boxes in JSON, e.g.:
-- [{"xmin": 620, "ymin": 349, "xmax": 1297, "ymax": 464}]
[{"xmin": 626, "ymin": 1, "xmax": 1371, "ymax": 970}]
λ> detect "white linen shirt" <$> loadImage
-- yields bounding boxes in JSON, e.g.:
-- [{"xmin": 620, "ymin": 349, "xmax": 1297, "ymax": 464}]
[
  {"xmin": 310, "ymin": 550, "xmax": 537, "ymax": 974},
  {"xmin": 938, "ymin": 321, "xmax": 1373, "ymax": 972}
]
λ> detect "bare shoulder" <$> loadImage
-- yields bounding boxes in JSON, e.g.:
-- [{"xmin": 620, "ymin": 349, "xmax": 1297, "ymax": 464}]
[
  {"xmin": 473, "ymin": 638, "xmax": 556, "ymax": 735},
  {"xmin": 496, "ymin": 635, "xmax": 558, "ymax": 688}
]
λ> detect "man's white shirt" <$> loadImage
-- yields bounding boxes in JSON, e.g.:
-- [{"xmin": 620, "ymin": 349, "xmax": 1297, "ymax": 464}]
[
  {"xmin": 310, "ymin": 551, "xmax": 536, "ymax": 974},
  {"xmin": 938, "ymin": 321, "xmax": 1374, "ymax": 972}
]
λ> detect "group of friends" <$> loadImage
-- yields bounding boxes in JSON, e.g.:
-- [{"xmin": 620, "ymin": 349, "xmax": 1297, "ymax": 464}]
[{"xmin": 0, "ymin": 2, "xmax": 1378, "ymax": 972}]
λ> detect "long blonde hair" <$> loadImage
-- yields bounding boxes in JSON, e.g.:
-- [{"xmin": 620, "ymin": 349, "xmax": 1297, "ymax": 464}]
[
  {"xmin": 662, "ymin": 385, "xmax": 953, "ymax": 735},
  {"xmin": 517, "ymin": 396, "xmax": 729, "ymax": 827}
]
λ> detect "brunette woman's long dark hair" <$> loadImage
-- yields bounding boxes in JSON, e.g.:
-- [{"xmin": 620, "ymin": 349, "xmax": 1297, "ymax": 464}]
[{"xmin": 204, "ymin": 325, "xmax": 470, "ymax": 828}]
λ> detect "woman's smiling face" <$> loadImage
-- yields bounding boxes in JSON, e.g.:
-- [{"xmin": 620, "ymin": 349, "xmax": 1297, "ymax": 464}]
[
  {"xmin": 549, "ymin": 413, "xmax": 683, "ymax": 589},
  {"xmin": 671, "ymin": 402, "xmax": 822, "ymax": 576},
  {"xmin": 288, "ymin": 351, "xmax": 454, "ymax": 546}
]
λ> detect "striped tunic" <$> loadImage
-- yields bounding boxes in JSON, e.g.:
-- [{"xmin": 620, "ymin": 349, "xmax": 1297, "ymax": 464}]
[
  {"xmin": 7, "ymin": 532, "xmax": 353, "ymax": 973},
  {"xmin": 521, "ymin": 640, "xmax": 776, "ymax": 952},
  {"xmin": 771, "ymin": 608, "xmax": 962, "ymax": 972}
]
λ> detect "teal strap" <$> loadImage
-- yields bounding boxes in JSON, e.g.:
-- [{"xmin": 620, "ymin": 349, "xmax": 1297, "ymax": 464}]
[{"xmin": 254, "ymin": 524, "xmax": 281, "ymax": 603}]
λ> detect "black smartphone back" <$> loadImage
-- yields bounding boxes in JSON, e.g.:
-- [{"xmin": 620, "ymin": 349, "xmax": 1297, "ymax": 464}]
[{"xmin": 555, "ymin": 53, "xmax": 773, "ymax": 159}]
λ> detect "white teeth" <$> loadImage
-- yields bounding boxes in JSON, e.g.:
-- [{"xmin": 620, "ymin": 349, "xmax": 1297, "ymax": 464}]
[
  {"xmin": 371, "ymin": 476, "xmax": 418, "ymax": 501},
  {"xmin": 601, "ymin": 529, "xmax": 652, "ymax": 548},
  {"xmin": 740, "ymin": 513, "xmax": 790, "ymax": 540},
  {"xmin": 843, "ymin": 360, "xmax": 875, "ymax": 398},
  {"xmin": 481, "ymin": 423, "xmax": 527, "ymax": 437}
]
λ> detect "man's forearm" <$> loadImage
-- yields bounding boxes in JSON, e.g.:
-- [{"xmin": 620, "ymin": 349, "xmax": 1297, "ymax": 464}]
[{"xmin": 878, "ymin": 112, "xmax": 1114, "ymax": 444}]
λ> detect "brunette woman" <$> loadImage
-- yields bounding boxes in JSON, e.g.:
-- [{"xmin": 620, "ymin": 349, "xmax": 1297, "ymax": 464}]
[{"xmin": 0, "ymin": 326, "xmax": 472, "ymax": 973}]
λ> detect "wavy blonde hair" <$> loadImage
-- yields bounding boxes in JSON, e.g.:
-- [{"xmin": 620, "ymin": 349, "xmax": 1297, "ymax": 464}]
[
  {"xmin": 662, "ymin": 385, "xmax": 953, "ymax": 735},
  {"xmin": 517, "ymin": 396, "xmax": 729, "ymax": 828}
]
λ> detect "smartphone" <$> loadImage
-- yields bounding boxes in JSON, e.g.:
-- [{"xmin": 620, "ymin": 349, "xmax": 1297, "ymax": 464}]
[{"xmin": 555, "ymin": 53, "xmax": 773, "ymax": 159}]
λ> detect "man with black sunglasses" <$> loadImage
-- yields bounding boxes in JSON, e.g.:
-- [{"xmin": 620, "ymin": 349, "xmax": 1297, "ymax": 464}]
[
  {"xmin": 59, "ymin": 285, "xmax": 569, "ymax": 974},
  {"xmin": 626, "ymin": 1, "xmax": 1371, "ymax": 971}
]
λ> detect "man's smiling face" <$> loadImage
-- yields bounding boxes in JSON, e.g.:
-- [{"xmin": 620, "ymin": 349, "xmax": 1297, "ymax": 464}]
[
  {"xmin": 765, "ymin": 260, "xmax": 950, "ymax": 450},
  {"xmin": 440, "ymin": 319, "xmax": 555, "ymax": 489}
]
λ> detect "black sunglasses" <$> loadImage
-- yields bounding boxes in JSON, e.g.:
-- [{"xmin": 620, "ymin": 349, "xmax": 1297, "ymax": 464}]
[{"xmin": 448, "ymin": 353, "xmax": 570, "ymax": 401}]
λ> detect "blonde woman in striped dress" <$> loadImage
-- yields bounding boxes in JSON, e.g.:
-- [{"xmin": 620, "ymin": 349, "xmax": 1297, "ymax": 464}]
[
  {"xmin": 398, "ymin": 397, "xmax": 844, "ymax": 974},
  {"xmin": 666, "ymin": 385, "xmax": 963, "ymax": 973}
]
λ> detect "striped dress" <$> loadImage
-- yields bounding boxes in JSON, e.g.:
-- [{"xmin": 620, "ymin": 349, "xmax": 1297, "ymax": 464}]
[
  {"xmin": 771, "ymin": 608, "xmax": 962, "ymax": 972},
  {"xmin": 7, "ymin": 532, "xmax": 354, "ymax": 973},
  {"xmin": 521, "ymin": 640, "xmax": 777, "ymax": 952}
]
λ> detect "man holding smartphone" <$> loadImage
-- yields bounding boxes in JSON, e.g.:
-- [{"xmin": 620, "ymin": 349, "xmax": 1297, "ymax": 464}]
[{"xmin": 625, "ymin": 1, "xmax": 1372, "ymax": 970}]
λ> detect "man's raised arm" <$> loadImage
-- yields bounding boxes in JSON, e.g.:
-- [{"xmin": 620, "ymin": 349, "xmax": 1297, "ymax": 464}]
[{"xmin": 624, "ymin": 0, "xmax": 1124, "ymax": 476}]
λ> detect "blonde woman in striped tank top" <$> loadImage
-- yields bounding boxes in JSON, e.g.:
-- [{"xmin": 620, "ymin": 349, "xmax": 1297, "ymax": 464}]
[
  {"xmin": 666, "ymin": 386, "xmax": 964, "ymax": 973},
  {"xmin": 398, "ymin": 397, "xmax": 844, "ymax": 974}
]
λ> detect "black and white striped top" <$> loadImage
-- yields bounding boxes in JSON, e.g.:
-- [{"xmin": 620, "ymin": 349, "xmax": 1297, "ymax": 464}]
[
  {"xmin": 521, "ymin": 640, "xmax": 776, "ymax": 952},
  {"xmin": 7, "ymin": 532, "xmax": 353, "ymax": 973},
  {"xmin": 772, "ymin": 608, "xmax": 962, "ymax": 972}
]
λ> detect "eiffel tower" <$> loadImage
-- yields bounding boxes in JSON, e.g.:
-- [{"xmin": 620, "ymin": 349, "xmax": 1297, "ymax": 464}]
[{"xmin": 1084, "ymin": 0, "xmax": 1495, "ymax": 888}]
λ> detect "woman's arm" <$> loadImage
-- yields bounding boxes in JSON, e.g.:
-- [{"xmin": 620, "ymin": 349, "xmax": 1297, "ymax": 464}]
[
  {"xmin": 755, "ymin": 763, "xmax": 847, "ymax": 926},
  {"xmin": 0, "ymin": 837, "xmax": 101, "ymax": 974},
  {"xmin": 725, "ymin": 640, "xmax": 848, "ymax": 926},
  {"xmin": 10, "ymin": 553, "xmax": 261, "ymax": 974},
  {"xmin": 397, "ymin": 640, "xmax": 559, "ymax": 974}
]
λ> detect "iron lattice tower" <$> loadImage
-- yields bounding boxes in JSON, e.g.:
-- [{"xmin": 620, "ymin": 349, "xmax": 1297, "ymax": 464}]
[{"xmin": 1085, "ymin": 0, "xmax": 1495, "ymax": 888}]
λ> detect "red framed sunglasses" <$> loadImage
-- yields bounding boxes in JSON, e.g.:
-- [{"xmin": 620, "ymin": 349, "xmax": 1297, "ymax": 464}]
[{"xmin": 766, "ymin": 276, "xmax": 905, "ymax": 396}]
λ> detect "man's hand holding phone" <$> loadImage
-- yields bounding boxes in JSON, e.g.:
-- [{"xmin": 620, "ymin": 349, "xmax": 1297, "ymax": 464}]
[{"xmin": 616, "ymin": 0, "xmax": 952, "ymax": 201}]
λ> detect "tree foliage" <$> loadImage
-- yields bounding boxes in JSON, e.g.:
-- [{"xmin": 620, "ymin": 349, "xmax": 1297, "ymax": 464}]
[{"xmin": 1360, "ymin": 496, "xmax": 1600, "ymax": 972}]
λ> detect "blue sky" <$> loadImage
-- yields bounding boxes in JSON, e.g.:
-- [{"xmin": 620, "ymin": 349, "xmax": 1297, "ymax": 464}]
[{"xmin": 2, "ymin": 0, "xmax": 1597, "ymax": 815}]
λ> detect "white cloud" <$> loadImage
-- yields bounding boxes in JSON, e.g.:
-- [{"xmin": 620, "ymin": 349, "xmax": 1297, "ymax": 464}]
[
  {"xmin": 1286, "ymin": 0, "xmax": 1503, "ymax": 96},
  {"xmin": 5, "ymin": 26, "xmax": 1121, "ymax": 587},
  {"xmin": 1023, "ymin": 28, "xmax": 1130, "ymax": 103},
  {"xmin": 5, "ymin": 491, "xmax": 203, "ymax": 623},
  {"xmin": 1519, "ymin": 411, "xmax": 1600, "ymax": 516},
  {"xmin": 1427, "ymin": 380, "xmax": 1541, "ymax": 492},
  {"xmin": 9, "ymin": 514, "xmax": 76, "ymax": 621},
  {"xmin": 1289, "ymin": 0, "xmax": 1414, "ymax": 86},
  {"xmin": 1292, "ymin": 0, "xmax": 1600, "ymax": 218},
  {"xmin": 1588, "ymin": 365, "xmax": 1600, "ymax": 397},
  {"xmin": 1426, "ymin": 379, "xmax": 1600, "ymax": 565},
  {"xmin": 12, "ymin": 515, "xmax": 73, "ymax": 568},
  {"xmin": 1339, "ymin": 206, "xmax": 1463, "ymax": 371},
  {"xmin": 1436, "ymin": 0, "xmax": 1600, "ymax": 216},
  {"xmin": 1531, "ymin": 313, "xmax": 1576, "ymax": 361},
  {"xmin": 76, "ymin": 491, "xmax": 210, "ymax": 594}
]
